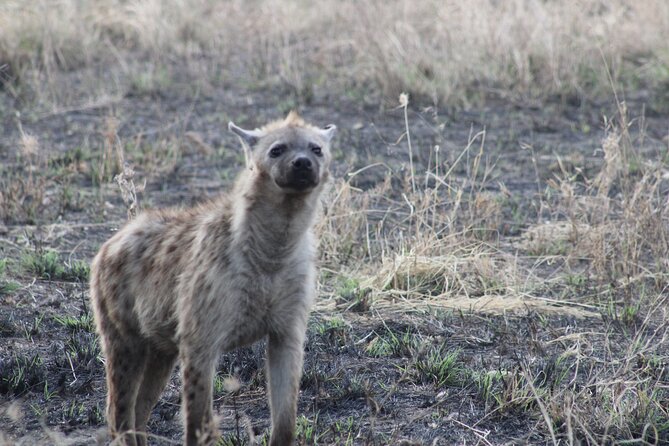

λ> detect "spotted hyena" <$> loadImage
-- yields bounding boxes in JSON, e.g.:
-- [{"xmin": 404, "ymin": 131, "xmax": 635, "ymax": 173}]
[{"xmin": 89, "ymin": 111, "xmax": 336, "ymax": 446}]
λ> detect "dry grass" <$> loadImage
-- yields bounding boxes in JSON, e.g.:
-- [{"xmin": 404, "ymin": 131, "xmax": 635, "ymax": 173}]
[
  {"xmin": 543, "ymin": 102, "xmax": 669, "ymax": 294},
  {"xmin": 318, "ymin": 91, "xmax": 668, "ymax": 308},
  {"xmin": 2, "ymin": 0, "xmax": 669, "ymax": 105},
  {"xmin": 0, "ymin": 125, "xmax": 47, "ymax": 224}
]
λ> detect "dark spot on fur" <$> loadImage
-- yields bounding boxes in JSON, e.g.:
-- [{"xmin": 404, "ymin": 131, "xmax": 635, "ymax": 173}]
[
  {"xmin": 111, "ymin": 257, "xmax": 125, "ymax": 277},
  {"xmin": 176, "ymin": 231, "xmax": 190, "ymax": 247},
  {"xmin": 167, "ymin": 243, "xmax": 178, "ymax": 254},
  {"xmin": 118, "ymin": 404, "xmax": 127, "ymax": 414},
  {"xmin": 215, "ymin": 252, "xmax": 230, "ymax": 266},
  {"xmin": 188, "ymin": 391, "xmax": 196, "ymax": 401},
  {"xmin": 109, "ymin": 283, "xmax": 120, "ymax": 300},
  {"xmin": 243, "ymin": 191, "xmax": 255, "ymax": 201},
  {"xmin": 141, "ymin": 257, "xmax": 155, "ymax": 276},
  {"xmin": 146, "ymin": 235, "xmax": 161, "ymax": 253}
]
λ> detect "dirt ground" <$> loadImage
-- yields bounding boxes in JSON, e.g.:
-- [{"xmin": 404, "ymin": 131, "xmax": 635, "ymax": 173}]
[{"xmin": 0, "ymin": 66, "xmax": 668, "ymax": 445}]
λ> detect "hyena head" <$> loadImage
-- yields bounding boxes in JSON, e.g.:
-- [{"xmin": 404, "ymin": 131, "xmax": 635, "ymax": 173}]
[{"xmin": 228, "ymin": 111, "xmax": 336, "ymax": 194}]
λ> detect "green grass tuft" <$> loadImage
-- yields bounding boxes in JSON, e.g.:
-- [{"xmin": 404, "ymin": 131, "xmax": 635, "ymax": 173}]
[
  {"xmin": 414, "ymin": 346, "xmax": 468, "ymax": 388},
  {"xmin": 0, "ymin": 259, "xmax": 20, "ymax": 296},
  {"xmin": 21, "ymin": 249, "xmax": 65, "ymax": 280},
  {"xmin": 53, "ymin": 312, "xmax": 95, "ymax": 333},
  {"xmin": 0, "ymin": 353, "xmax": 46, "ymax": 396}
]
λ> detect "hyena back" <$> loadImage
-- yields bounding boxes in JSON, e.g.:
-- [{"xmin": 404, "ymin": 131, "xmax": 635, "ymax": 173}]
[{"xmin": 90, "ymin": 112, "xmax": 336, "ymax": 446}]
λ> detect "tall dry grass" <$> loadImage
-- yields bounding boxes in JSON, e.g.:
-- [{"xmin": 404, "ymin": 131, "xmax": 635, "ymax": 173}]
[{"xmin": 2, "ymin": 0, "xmax": 669, "ymax": 105}]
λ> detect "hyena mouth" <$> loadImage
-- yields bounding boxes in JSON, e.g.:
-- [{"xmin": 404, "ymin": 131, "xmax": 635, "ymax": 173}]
[{"xmin": 286, "ymin": 172, "xmax": 318, "ymax": 191}]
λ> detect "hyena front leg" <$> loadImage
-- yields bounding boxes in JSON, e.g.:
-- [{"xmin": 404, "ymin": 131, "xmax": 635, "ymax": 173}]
[
  {"xmin": 180, "ymin": 346, "xmax": 218, "ymax": 446},
  {"xmin": 267, "ymin": 329, "xmax": 306, "ymax": 446}
]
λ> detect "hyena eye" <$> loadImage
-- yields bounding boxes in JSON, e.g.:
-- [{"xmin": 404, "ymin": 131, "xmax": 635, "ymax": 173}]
[
  {"xmin": 310, "ymin": 145, "xmax": 322, "ymax": 156},
  {"xmin": 269, "ymin": 144, "xmax": 287, "ymax": 158}
]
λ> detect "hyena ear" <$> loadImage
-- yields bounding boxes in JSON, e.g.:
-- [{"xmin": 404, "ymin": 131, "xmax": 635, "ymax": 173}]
[
  {"xmin": 228, "ymin": 122, "xmax": 263, "ymax": 147},
  {"xmin": 319, "ymin": 124, "xmax": 337, "ymax": 143}
]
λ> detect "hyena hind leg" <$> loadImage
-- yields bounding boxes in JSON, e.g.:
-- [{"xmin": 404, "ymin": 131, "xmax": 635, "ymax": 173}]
[
  {"xmin": 180, "ymin": 347, "xmax": 218, "ymax": 446},
  {"xmin": 102, "ymin": 330, "xmax": 149, "ymax": 446},
  {"xmin": 133, "ymin": 347, "xmax": 178, "ymax": 446}
]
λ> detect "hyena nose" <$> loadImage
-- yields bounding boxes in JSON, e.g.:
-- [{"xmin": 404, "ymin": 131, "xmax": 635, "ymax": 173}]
[{"xmin": 292, "ymin": 157, "xmax": 312, "ymax": 170}]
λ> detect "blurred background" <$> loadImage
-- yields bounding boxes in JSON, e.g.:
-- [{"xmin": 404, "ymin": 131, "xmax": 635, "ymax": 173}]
[{"xmin": 1, "ymin": 0, "xmax": 669, "ymax": 108}]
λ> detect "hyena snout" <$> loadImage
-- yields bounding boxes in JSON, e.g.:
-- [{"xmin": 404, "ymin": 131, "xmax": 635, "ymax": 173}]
[
  {"xmin": 286, "ymin": 155, "xmax": 319, "ymax": 190},
  {"xmin": 292, "ymin": 156, "xmax": 312, "ymax": 170}
]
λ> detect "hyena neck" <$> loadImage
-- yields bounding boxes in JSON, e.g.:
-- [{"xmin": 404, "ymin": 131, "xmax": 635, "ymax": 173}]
[{"xmin": 230, "ymin": 171, "xmax": 320, "ymax": 270}]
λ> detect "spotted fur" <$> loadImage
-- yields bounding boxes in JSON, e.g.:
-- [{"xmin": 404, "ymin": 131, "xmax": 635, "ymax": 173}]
[{"xmin": 90, "ymin": 112, "xmax": 336, "ymax": 445}]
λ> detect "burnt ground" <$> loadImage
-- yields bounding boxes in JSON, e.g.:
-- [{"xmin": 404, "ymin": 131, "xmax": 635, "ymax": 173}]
[{"xmin": 0, "ymin": 67, "xmax": 668, "ymax": 445}]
